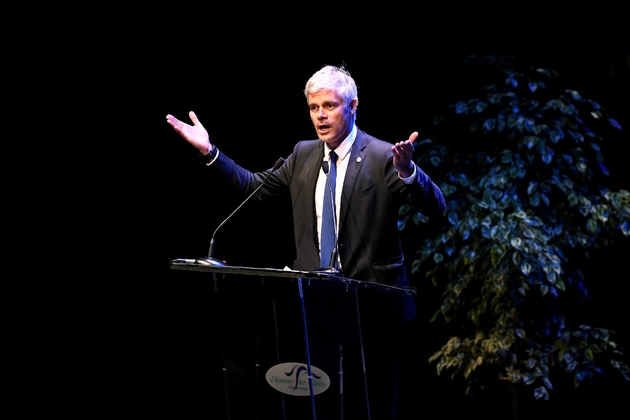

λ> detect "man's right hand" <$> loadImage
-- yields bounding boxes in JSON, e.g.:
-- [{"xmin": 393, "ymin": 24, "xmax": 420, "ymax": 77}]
[{"xmin": 166, "ymin": 111, "xmax": 213, "ymax": 155}]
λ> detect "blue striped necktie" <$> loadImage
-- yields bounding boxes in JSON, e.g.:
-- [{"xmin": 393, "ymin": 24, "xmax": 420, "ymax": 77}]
[{"xmin": 320, "ymin": 150, "xmax": 338, "ymax": 268}]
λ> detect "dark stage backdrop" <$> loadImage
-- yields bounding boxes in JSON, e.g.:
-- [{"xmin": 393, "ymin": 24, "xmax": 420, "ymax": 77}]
[{"xmin": 100, "ymin": 10, "xmax": 628, "ymax": 419}]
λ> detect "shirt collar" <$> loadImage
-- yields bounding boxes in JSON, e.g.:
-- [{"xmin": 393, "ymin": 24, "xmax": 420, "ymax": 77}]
[{"xmin": 325, "ymin": 124, "xmax": 356, "ymax": 162}]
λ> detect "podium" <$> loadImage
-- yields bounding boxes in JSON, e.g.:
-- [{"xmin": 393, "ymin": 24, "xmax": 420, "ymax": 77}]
[{"xmin": 170, "ymin": 258, "xmax": 417, "ymax": 419}]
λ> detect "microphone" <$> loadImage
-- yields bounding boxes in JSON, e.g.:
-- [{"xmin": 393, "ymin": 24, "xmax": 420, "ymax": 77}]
[
  {"xmin": 317, "ymin": 160, "xmax": 342, "ymax": 276},
  {"xmin": 196, "ymin": 157, "xmax": 286, "ymax": 266}
]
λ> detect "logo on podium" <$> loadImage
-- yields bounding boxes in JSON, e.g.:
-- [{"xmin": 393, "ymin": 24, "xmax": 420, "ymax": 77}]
[{"xmin": 265, "ymin": 362, "xmax": 331, "ymax": 395}]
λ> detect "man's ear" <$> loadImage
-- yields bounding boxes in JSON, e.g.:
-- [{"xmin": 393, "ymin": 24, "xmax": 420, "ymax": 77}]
[{"xmin": 349, "ymin": 98, "xmax": 358, "ymax": 114}]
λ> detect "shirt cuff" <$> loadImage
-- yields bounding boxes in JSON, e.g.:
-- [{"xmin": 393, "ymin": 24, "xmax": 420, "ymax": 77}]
[
  {"xmin": 398, "ymin": 163, "xmax": 417, "ymax": 184},
  {"xmin": 201, "ymin": 146, "xmax": 220, "ymax": 166}
]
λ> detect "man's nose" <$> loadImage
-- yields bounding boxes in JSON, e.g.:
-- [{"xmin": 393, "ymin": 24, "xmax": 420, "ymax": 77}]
[{"xmin": 317, "ymin": 110, "xmax": 327, "ymax": 119}]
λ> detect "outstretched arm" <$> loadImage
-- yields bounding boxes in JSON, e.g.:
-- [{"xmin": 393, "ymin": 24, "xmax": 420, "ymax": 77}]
[{"xmin": 165, "ymin": 111, "xmax": 213, "ymax": 155}]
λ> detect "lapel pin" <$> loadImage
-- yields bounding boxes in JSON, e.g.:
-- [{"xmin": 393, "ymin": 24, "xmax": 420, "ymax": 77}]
[{"xmin": 356, "ymin": 157, "xmax": 362, "ymax": 163}]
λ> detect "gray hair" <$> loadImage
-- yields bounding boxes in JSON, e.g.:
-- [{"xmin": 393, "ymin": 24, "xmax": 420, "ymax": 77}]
[{"xmin": 304, "ymin": 65, "xmax": 358, "ymax": 111}]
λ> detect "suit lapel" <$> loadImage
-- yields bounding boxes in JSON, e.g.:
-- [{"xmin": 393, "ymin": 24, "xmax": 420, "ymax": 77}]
[
  {"xmin": 300, "ymin": 141, "xmax": 326, "ymax": 245},
  {"xmin": 339, "ymin": 130, "xmax": 367, "ymax": 230}
]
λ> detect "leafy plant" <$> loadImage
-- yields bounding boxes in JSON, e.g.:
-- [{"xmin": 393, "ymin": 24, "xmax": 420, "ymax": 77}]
[{"xmin": 400, "ymin": 55, "xmax": 630, "ymax": 400}]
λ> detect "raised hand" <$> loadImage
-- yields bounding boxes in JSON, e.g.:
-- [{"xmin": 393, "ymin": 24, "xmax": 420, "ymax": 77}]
[
  {"xmin": 166, "ymin": 111, "xmax": 212, "ymax": 155},
  {"xmin": 392, "ymin": 131, "xmax": 418, "ymax": 178}
]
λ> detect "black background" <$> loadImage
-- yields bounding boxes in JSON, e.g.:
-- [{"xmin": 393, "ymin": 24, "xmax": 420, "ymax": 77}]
[{"xmin": 69, "ymin": 6, "xmax": 629, "ymax": 419}]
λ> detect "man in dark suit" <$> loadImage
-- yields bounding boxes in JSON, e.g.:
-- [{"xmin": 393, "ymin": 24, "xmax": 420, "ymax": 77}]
[{"xmin": 166, "ymin": 65, "xmax": 446, "ymax": 419}]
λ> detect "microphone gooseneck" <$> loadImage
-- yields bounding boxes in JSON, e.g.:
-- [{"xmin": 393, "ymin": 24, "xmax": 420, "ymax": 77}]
[{"xmin": 196, "ymin": 157, "xmax": 285, "ymax": 266}]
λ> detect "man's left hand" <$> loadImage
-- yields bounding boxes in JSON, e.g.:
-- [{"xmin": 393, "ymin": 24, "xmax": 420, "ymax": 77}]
[{"xmin": 392, "ymin": 131, "xmax": 418, "ymax": 178}]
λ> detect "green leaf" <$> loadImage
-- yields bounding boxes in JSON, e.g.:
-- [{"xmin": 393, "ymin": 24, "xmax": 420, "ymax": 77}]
[
  {"xmin": 552, "ymin": 339, "xmax": 564, "ymax": 352},
  {"xmin": 541, "ymin": 147, "xmax": 554, "ymax": 164},
  {"xmin": 555, "ymin": 278, "xmax": 566, "ymax": 291},
  {"xmin": 534, "ymin": 386, "xmax": 550, "ymax": 400},
  {"xmin": 429, "ymin": 310, "xmax": 440, "ymax": 322},
  {"xmin": 511, "ymin": 250, "xmax": 521, "ymax": 265},
  {"xmin": 523, "ymin": 136, "xmax": 538, "ymax": 149},
  {"xmin": 475, "ymin": 101, "xmax": 488, "ymax": 113},
  {"xmin": 411, "ymin": 258, "xmax": 422, "ymax": 274},
  {"xmin": 527, "ymin": 182, "xmax": 538, "ymax": 195},
  {"xmin": 585, "ymin": 348, "xmax": 594, "ymax": 360},
  {"xmin": 586, "ymin": 218, "xmax": 598, "ymax": 233},
  {"xmin": 609, "ymin": 118, "xmax": 621, "ymax": 129},
  {"xmin": 550, "ymin": 128, "xmax": 564, "ymax": 143},
  {"xmin": 566, "ymin": 89, "xmax": 582, "ymax": 100}
]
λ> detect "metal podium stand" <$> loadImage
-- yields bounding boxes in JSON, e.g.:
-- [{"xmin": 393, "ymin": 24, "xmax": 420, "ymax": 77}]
[{"xmin": 170, "ymin": 258, "xmax": 416, "ymax": 420}]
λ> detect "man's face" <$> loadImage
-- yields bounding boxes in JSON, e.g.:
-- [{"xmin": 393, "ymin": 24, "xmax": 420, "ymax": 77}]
[{"xmin": 308, "ymin": 89, "xmax": 356, "ymax": 149}]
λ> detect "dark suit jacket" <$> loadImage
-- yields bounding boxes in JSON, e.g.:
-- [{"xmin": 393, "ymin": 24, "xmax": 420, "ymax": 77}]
[{"xmin": 208, "ymin": 128, "xmax": 446, "ymax": 322}]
